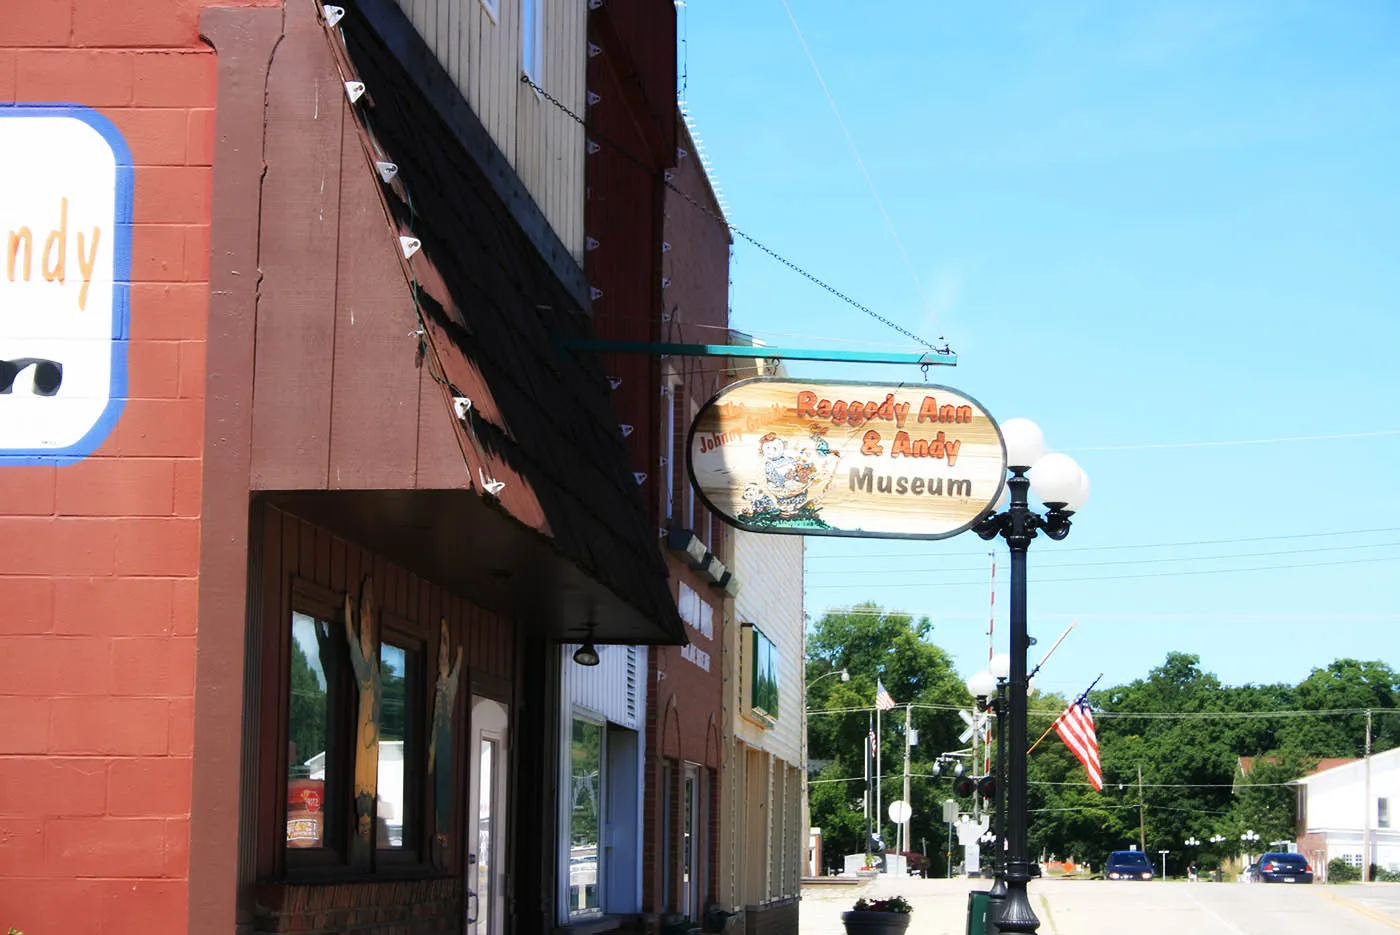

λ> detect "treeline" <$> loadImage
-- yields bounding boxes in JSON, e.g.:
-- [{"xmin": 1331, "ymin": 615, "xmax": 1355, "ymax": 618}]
[
  {"xmin": 1027, "ymin": 652, "xmax": 1398, "ymax": 871},
  {"xmin": 805, "ymin": 603, "xmax": 1399, "ymax": 876}
]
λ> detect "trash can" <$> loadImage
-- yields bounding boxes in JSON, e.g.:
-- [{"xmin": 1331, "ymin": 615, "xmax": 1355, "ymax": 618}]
[{"xmin": 966, "ymin": 890, "xmax": 999, "ymax": 935}]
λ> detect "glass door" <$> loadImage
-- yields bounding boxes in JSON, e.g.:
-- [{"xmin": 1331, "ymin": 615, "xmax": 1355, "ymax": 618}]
[
  {"xmin": 467, "ymin": 696, "xmax": 509, "ymax": 935},
  {"xmin": 680, "ymin": 764, "xmax": 706, "ymax": 920}
]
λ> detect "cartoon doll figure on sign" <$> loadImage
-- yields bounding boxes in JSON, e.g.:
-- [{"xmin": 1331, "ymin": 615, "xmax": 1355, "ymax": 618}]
[
  {"xmin": 757, "ymin": 432, "xmax": 808, "ymax": 512},
  {"xmin": 761, "ymin": 431, "xmax": 830, "ymax": 514},
  {"xmin": 344, "ymin": 577, "xmax": 382, "ymax": 842},
  {"xmin": 740, "ymin": 484, "xmax": 777, "ymax": 516}
]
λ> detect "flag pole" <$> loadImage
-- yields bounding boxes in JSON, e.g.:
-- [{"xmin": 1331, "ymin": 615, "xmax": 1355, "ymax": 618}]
[
  {"xmin": 876, "ymin": 704, "xmax": 883, "ymax": 853},
  {"xmin": 1027, "ymin": 675, "xmax": 1102, "ymax": 755},
  {"xmin": 1027, "ymin": 619, "xmax": 1077, "ymax": 680},
  {"xmin": 902, "ymin": 703, "xmax": 912, "ymax": 858},
  {"xmin": 1027, "ymin": 722, "xmax": 1058, "ymax": 756},
  {"xmin": 865, "ymin": 710, "xmax": 873, "ymax": 859}
]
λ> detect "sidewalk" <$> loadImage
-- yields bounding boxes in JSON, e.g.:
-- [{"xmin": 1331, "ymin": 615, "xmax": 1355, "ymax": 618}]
[{"xmin": 800, "ymin": 876, "xmax": 985, "ymax": 935}]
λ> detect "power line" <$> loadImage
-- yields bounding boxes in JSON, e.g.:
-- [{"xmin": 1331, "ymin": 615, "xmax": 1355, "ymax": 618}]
[
  {"xmin": 777, "ymin": 0, "xmax": 943, "ymax": 341},
  {"xmin": 809, "ymin": 607, "xmax": 1400, "ymax": 625},
  {"xmin": 1030, "ymin": 804, "xmax": 1234, "ymax": 815},
  {"xmin": 805, "ymin": 541, "xmax": 1400, "ymax": 579},
  {"xmin": 678, "ymin": 319, "xmax": 932, "ymax": 351},
  {"xmin": 1066, "ymin": 428, "xmax": 1400, "ymax": 453},
  {"xmin": 520, "ymin": 74, "xmax": 942, "ymax": 351},
  {"xmin": 807, "ymin": 703, "xmax": 1400, "ymax": 721},
  {"xmin": 1032, "ymin": 780, "xmax": 1299, "ymax": 788},
  {"xmin": 804, "ymin": 553, "xmax": 1400, "ymax": 590},
  {"xmin": 814, "ymin": 777, "xmax": 1306, "ymax": 790},
  {"xmin": 804, "ymin": 526, "xmax": 1400, "ymax": 562}
]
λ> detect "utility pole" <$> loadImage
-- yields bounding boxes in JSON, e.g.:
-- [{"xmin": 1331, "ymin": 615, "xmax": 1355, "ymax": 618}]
[
  {"xmin": 865, "ymin": 712, "xmax": 873, "ymax": 860},
  {"xmin": 1138, "ymin": 765, "xmax": 1147, "ymax": 852},
  {"xmin": 1363, "ymin": 709, "xmax": 1373, "ymax": 883},
  {"xmin": 902, "ymin": 704, "xmax": 912, "ymax": 857},
  {"xmin": 972, "ymin": 714, "xmax": 982, "ymax": 823}
]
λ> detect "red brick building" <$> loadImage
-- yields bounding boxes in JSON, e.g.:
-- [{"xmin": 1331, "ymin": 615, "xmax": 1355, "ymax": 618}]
[
  {"xmin": 1, "ymin": 2, "xmax": 690, "ymax": 934},
  {"xmin": 644, "ymin": 117, "xmax": 735, "ymax": 926},
  {"xmin": 583, "ymin": 10, "xmax": 735, "ymax": 925},
  {"xmin": 1, "ymin": 4, "xmax": 233, "ymax": 932}
]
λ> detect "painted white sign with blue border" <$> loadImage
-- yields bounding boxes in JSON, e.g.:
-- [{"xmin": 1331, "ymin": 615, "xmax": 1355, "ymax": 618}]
[{"xmin": 1, "ymin": 104, "xmax": 132, "ymax": 465}]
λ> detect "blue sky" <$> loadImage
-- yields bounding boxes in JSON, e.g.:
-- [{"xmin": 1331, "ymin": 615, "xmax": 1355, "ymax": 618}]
[{"xmin": 677, "ymin": 1, "xmax": 1400, "ymax": 693}]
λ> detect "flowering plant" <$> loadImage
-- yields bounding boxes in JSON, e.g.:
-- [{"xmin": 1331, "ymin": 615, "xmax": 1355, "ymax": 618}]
[{"xmin": 851, "ymin": 896, "xmax": 912, "ymax": 914}]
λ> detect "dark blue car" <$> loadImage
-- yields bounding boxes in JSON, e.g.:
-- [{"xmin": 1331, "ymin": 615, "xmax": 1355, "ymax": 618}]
[
  {"xmin": 1247, "ymin": 852, "xmax": 1314, "ymax": 884},
  {"xmin": 1104, "ymin": 850, "xmax": 1154, "ymax": 880}
]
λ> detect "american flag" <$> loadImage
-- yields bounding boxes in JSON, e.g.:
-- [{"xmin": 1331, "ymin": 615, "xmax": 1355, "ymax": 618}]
[
  {"xmin": 1053, "ymin": 699, "xmax": 1103, "ymax": 790},
  {"xmin": 868, "ymin": 728, "xmax": 877, "ymax": 757},
  {"xmin": 875, "ymin": 680, "xmax": 896, "ymax": 711}
]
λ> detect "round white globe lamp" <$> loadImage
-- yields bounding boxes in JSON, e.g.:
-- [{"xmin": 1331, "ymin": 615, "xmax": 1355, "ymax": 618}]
[
  {"xmin": 1000, "ymin": 418, "xmax": 1045, "ymax": 471},
  {"xmin": 966, "ymin": 669, "xmax": 997, "ymax": 700}
]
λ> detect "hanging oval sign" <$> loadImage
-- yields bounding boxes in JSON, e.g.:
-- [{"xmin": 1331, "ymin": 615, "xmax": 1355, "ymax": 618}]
[{"xmin": 687, "ymin": 378, "xmax": 1006, "ymax": 540}]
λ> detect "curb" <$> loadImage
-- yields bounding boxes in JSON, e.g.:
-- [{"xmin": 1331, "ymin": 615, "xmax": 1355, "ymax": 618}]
[{"xmin": 1319, "ymin": 887, "xmax": 1400, "ymax": 931}]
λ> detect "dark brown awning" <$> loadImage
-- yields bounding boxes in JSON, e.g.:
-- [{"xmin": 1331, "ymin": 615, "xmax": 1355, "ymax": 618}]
[{"xmin": 263, "ymin": 0, "xmax": 686, "ymax": 645}]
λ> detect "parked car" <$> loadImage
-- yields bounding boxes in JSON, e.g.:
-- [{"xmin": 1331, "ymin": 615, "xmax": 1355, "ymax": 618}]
[
  {"xmin": 1104, "ymin": 850, "xmax": 1155, "ymax": 880},
  {"xmin": 1247, "ymin": 852, "xmax": 1314, "ymax": 884}
]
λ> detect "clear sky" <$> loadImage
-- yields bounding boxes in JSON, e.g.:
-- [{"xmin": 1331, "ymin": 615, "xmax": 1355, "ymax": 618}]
[{"xmin": 676, "ymin": 1, "xmax": 1400, "ymax": 694}]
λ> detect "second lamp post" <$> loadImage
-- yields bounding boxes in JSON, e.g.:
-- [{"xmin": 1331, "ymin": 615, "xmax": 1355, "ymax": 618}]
[{"xmin": 972, "ymin": 418, "xmax": 1090, "ymax": 935}]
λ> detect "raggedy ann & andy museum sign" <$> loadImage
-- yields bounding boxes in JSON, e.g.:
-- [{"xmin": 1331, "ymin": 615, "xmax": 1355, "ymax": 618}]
[
  {"xmin": 688, "ymin": 378, "xmax": 1006, "ymax": 540},
  {"xmin": 1, "ymin": 105, "xmax": 132, "ymax": 465}
]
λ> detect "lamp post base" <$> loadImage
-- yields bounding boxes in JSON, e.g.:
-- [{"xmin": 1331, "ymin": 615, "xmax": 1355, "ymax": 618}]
[{"xmin": 993, "ymin": 863, "xmax": 1039, "ymax": 935}]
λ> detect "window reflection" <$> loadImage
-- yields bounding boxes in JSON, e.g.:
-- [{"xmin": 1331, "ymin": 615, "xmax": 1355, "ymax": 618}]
[
  {"xmin": 569, "ymin": 717, "xmax": 603, "ymax": 916},
  {"xmin": 287, "ymin": 613, "xmax": 333, "ymax": 849},
  {"xmin": 683, "ymin": 774, "xmax": 695, "ymax": 909},
  {"xmin": 477, "ymin": 739, "xmax": 496, "ymax": 930},
  {"xmin": 752, "ymin": 629, "xmax": 780, "ymax": 719},
  {"xmin": 377, "ymin": 642, "xmax": 413, "ymax": 849}
]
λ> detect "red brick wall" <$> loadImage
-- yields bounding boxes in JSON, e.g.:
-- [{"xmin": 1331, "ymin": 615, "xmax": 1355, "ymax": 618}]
[
  {"xmin": 744, "ymin": 898, "xmax": 798, "ymax": 935},
  {"xmin": 0, "ymin": 2, "xmax": 269, "ymax": 932}
]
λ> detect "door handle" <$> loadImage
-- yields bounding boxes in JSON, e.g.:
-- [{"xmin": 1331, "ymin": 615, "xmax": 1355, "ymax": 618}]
[{"xmin": 466, "ymin": 888, "xmax": 480, "ymax": 925}]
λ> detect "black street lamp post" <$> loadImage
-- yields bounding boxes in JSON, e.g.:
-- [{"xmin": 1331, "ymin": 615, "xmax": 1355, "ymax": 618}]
[
  {"xmin": 972, "ymin": 419, "xmax": 1089, "ymax": 935},
  {"xmin": 990, "ymin": 676, "xmax": 1009, "ymax": 902},
  {"xmin": 967, "ymin": 656, "xmax": 1012, "ymax": 908}
]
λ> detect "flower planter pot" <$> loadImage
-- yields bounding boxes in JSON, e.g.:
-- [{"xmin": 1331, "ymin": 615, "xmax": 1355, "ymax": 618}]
[{"xmin": 841, "ymin": 910, "xmax": 911, "ymax": 935}]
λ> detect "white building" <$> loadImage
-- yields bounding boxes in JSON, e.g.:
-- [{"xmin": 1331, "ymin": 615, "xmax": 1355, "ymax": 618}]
[
  {"xmin": 718, "ymin": 524, "xmax": 806, "ymax": 935},
  {"xmin": 1295, "ymin": 747, "xmax": 1400, "ymax": 878}
]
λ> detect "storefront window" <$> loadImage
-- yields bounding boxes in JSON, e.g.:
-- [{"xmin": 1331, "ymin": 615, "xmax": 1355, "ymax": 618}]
[
  {"xmin": 682, "ymin": 771, "xmax": 695, "ymax": 916},
  {"xmin": 287, "ymin": 612, "xmax": 336, "ymax": 849},
  {"xmin": 477, "ymin": 739, "xmax": 497, "ymax": 932},
  {"xmin": 751, "ymin": 628, "xmax": 780, "ymax": 720},
  {"xmin": 569, "ymin": 717, "xmax": 604, "ymax": 917},
  {"xmin": 378, "ymin": 641, "xmax": 416, "ymax": 849}
]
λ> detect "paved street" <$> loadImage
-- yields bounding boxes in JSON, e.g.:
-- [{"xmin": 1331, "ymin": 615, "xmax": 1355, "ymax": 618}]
[{"xmin": 799, "ymin": 877, "xmax": 1400, "ymax": 935}]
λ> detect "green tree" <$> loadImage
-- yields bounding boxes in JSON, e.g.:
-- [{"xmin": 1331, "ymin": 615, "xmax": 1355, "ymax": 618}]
[
  {"xmin": 806, "ymin": 602, "xmax": 970, "ymax": 874},
  {"xmin": 1024, "ymin": 652, "xmax": 1398, "ymax": 873},
  {"xmin": 1233, "ymin": 753, "xmax": 1310, "ymax": 846},
  {"xmin": 288, "ymin": 639, "xmax": 328, "ymax": 774},
  {"xmin": 1276, "ymin": 659, "xmax": 1399, "ymax": 756}
]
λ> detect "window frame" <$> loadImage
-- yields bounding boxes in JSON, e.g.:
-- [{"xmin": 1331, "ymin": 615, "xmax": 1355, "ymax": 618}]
[
  {"xmin": 521, "ymin": 0, "xmax": 544, "ymax": 86},
  {"xmin": 563, "ymin": 711, "xmax": 607, "ymax": 921},
  {"xmin": 373, "ymin": 622, "xmax": 428, "ymax": 870},
  {"xmin": 282, "ymin": 579, "xmax": 354, "ymax": 874},
  {"xmin": 662, "ymin": 382, "xmax": 676, "ymax": 522},
  {"xmin": 661, "ymin": 761, "xmax": 673, "ymax": 911},
  {"xmin": 273, "ymin": 577, "xmax": 433, "ymax": 879},
  {"xmin": 750, "ymin": 626, "xmax": 780, "ymax": 722}
]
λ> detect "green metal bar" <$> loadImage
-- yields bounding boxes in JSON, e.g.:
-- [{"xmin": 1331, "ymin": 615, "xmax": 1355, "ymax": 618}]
[{"xmin": 558, "ymin": 339, "xmax": 956, "ymax": 366}]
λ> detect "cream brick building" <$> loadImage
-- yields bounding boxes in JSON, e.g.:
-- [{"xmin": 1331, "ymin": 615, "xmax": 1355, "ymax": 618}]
[{"xmin": 719, "ymin": 524, "xmax": 806, "ymax": 935}]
